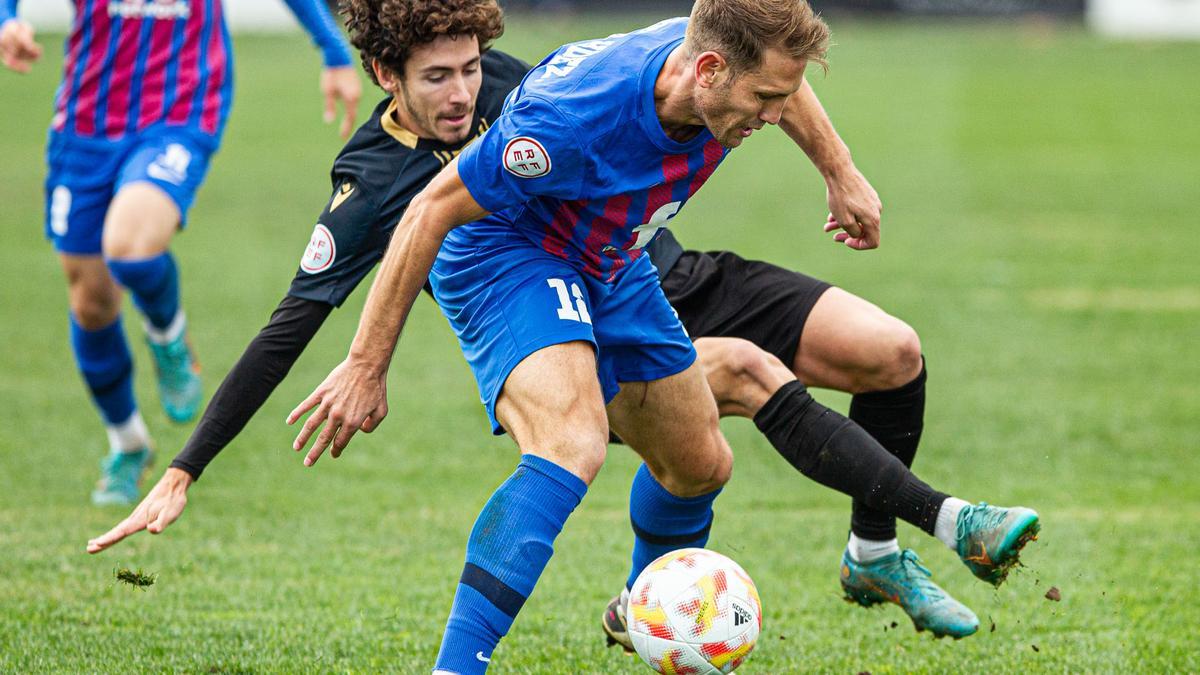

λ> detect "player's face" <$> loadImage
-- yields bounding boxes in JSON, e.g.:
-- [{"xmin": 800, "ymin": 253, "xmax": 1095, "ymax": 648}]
[
  {"xmin": 698, "ymin": 47, "xmax": 808, "ymax": 148},
  {"xmin": 395, "ymin": 34, "xmax": 484, "ymax": 144}
]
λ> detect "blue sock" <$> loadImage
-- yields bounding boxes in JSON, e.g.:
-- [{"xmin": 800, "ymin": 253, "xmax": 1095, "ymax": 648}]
[
  {"xmin": 626, "ymin": 463, "xmax": 722, "ymax": 590},
  {"xmin": 70, "ymin": 314, "xmax": 135, "ymax": 426},
  {"xmin": 434, "ymin": 454, "xmax": 587, "ymax": 674},
  {"xmin": 106, "ymin": 253, "xmax": 179, "ymax": 331}
]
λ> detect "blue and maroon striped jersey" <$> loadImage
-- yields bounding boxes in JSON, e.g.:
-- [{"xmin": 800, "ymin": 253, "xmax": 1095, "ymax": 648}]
[
  {"xmin": 1, "ymin": 0, "xmax": 351, "ymax": 146},
  {"xmin": 455, "ymin": 18, "xmax": 729, "ymax": 282}
]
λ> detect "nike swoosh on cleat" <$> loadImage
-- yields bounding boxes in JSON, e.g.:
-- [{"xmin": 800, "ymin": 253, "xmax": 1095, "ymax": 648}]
[{"xmin": 476, "ymin": 651, "xmax": 491, "ymax": 663}]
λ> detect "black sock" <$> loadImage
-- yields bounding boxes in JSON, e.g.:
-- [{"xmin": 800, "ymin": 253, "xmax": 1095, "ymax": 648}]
[
  {"xmin": 753, "ymin": 380, "xmax": 945, "ymax": 536},
  {"xmin": 849, "ymin": 363, "xmax": 928, "ymax": 540}
]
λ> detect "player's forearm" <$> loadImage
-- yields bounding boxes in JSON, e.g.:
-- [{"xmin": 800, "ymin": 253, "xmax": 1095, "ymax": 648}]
[
  {"xmin": 779, "ymin": 79, "xmax": 854, "ymax": 179},
  {"xmin": 348, "ymin": 163, "xmax": 487, "ymax": 374},
  {"xmin": 279, "ymin": 0, "xmax": 352, "ymax": 67},
  {"xmin": 170, "ymin": 296, "xmax": 332, "ymax": 479}
]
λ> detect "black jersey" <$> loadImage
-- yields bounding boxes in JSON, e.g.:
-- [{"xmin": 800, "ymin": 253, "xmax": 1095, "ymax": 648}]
[{"xmin": 288, "ymin": 49, "xmax": 531, "ymax": 306}]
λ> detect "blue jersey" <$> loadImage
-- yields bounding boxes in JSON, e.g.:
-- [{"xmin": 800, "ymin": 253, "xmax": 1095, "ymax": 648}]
[
  {"xmin": 1, "ymin": 0, "xmax": 350, "ymax": 146},
  {"xmin": 455, "ymin": 18, "xmax": 729, "ymax": 282}
]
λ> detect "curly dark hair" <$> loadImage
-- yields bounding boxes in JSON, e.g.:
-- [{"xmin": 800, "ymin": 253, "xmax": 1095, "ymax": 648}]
[{"xmin": 339, "ymin": 0, "xmax": 505, "ymax": 86}]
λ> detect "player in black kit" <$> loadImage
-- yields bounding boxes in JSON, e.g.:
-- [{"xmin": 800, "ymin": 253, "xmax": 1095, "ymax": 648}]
[{"xmin": 87, "ymin": 0, "xmax": 1040, "ymax": 643}]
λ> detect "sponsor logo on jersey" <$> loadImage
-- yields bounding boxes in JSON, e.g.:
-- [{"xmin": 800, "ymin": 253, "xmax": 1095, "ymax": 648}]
[
  {"xmin": 329, "ymin": 181, "xmax": 355, "ymax": 213},
  {"xmin": 503, "ymin": 137, "xmax": 551, "ymax": 178},
  {"xmin": 108, "ymin": 0, "xmax": 190, "ymax": 20},
  {"xmin": 300, "ymin": 223, "xmax": 336, "ymax": 274},
  {"xmin": 147, "ymin": 143, "xmax": 192, "ymax": 185},
  {"xmin": 539, "ymin": 36, "xmax": 621, "ymax": 79}
]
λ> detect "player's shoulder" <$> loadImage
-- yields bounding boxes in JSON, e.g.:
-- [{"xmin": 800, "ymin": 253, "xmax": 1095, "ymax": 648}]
[
  {"xmin": 513, "ymin": 18, "xmax": 688, "ymax": 138},
  {"xmin": 478, "ymin": 50, "xmax": 531, "ymax": 118},
  {"xmin": 332, "ymin": 98, "xmax": 418, "ymax": 180},
  {"xmin": 482, "ymin": 49, "xmax": 531, "ymax": 86}
]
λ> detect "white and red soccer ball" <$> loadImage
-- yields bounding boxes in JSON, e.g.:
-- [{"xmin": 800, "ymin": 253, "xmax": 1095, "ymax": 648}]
[{"xmin": 627, "ymin": 548, "xmax": 762, "ymax": 674}]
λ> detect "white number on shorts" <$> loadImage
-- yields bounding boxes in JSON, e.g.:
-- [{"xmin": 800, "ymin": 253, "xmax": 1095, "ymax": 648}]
[{"xmin": 547, "ymin": 278, "xmax": 592, "ymax": 324}]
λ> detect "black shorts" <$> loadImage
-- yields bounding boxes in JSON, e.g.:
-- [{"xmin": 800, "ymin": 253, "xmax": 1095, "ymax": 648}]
[{"xmin": 661, "ymin": 250, "xmax": 832, "ymax": 367}]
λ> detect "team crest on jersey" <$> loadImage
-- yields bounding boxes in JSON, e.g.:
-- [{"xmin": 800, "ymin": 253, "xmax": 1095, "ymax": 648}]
[
  {"xmin": 108, "ymin": 0, "xmax": 190, "ymax": 20},
  {"xmin": 300, "ymin": 224, "xmax": 336, "ymax": 274},
  {"xmin": 503, "ymin": 137, "xmax": 551, "ymax": 178}
]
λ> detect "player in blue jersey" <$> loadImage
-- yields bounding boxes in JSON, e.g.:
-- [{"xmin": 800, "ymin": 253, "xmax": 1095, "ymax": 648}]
[
  {"xmin": 0, "ymin": 0, "xmax": 361, "ymax": 505},
  {"xmin": 282, "ymin": 3, "xmax": 893, "ymax": 672}
]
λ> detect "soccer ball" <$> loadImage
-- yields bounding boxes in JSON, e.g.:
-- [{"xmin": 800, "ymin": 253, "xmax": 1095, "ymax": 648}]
[{"xmin": 626, "ymin": 548, "xmax": 762, "ymax": 674}]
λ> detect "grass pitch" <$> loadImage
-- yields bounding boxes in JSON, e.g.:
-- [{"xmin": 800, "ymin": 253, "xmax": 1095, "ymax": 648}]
[{"xmin": 1, "ymin": 15, "xmax": 1198, "ymax": 673}]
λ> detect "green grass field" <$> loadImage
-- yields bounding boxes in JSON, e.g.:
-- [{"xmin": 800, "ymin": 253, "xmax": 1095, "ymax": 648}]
[{"xmin": 2, "ymin": 14, "xmax": 1198, "ymax": 673}]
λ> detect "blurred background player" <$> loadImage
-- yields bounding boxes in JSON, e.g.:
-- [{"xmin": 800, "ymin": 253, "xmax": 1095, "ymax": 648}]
[{"xmin": 0, "ymin": 0, "xmax": 361, "ymax": 505}]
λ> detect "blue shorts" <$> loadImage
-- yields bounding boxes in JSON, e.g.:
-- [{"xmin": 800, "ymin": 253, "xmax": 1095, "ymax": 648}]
[
  {"xmin": 430, "ymin": 222, "xmax": 697, "ymax": 434},
  {"xmin": 44, "ymin": 129, "xmax": 215, "ymax": 255}
]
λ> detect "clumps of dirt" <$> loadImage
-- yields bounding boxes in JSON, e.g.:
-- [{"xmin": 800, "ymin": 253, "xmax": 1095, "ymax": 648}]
[{"xmin": 1044, "ymin": 586, "xmax": 1062, "ymax": 602}]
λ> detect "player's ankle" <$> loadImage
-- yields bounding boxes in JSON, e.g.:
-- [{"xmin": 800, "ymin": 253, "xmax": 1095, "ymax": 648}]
[
  {"xmin": 846, "ymin": 533, "xmax": 899, "ymax": 564},
  {"xmin": 934, "ymin": 497, "xmax": 969, "ymax": 550}
]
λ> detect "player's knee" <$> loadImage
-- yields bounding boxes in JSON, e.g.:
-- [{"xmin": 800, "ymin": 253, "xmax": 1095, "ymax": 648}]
[
  {"xmin": 870, "ymin": 320, "xmax": 922, "ymax": 391},
  {"xmin": 660, "ymin": 423, "xmax": 733, "ymax": 496},
  {"xmin": 700, "ymin": 339, "xmax": 791, "ymax": 418},
  {"xmin": 67, "ymin": 279, "xmax": 121, "ymax": 329},
  {"xmin": 514, "ymin": 394, "xmax": 609, "ymax": 484}
]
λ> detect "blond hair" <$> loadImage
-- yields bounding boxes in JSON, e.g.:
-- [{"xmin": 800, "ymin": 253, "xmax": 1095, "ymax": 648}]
[{"xmin": 685, "ymin": 0, "xmax": 830, "ymax": 74}]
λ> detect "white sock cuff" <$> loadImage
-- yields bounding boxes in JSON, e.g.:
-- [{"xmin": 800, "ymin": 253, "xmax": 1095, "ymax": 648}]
[
  {"xmin": 146, "ymin": 309, "xmax": 186, "ymax": 345},
  {"xmin": 847, "ymin": 533, "xmax": 900, "ymax": 564},
  {"xmin": 106, "ymin": 411, "xmax": 150, "ymax": 452},
  {"xmin": 934, "ymin": 497, "xmax": 971, "ymax": 550}
]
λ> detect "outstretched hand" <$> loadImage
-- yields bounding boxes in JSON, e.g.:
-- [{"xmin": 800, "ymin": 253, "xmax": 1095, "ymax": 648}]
[
  {"xmin": 287, "ymin": 358, "xmax": 388, "ymax": 467},
  {"xmin": 823, "ymin": 164, "xmax": 882, "ymax": 250},
  {"xmin": 86, "ymin": 467, "xmax": 193, "ymax": 554},
  {"xmin": 320, "ymin": 66, "xmax": 362, "ymax": 140},
  {"xmin": 0, "ymin": 19, "xmax": 42, "ymax": 74}
]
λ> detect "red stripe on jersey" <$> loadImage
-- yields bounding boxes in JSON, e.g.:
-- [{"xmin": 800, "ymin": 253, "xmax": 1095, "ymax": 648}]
[
  {"xmin": 663, "ymin": 152, "xmax": 690, "ymax": 184},
  {"xmin": 72, "ymin": 2, "xmax": 113, "ymax": 136},
  {"xmin": 137, "ymin": 18, "xmax": 176, "ymax": 130},
  {"xmin": 53, "ymin": 9, "xmax": 89, "ymax": 131},
  {"xmin": 687, "ymin": 139, "xmax": 725, "ymax": 197},
  {"xmin": 198, "ymin": 0, "xmax": 227, "ymax": 133},
  {"xmin": 582, "ymin": 194, "xmax": 632, "ymax": 278},
  {"xmin": 542, "ymin": 200, "xmax": 582, "ymax": 260},
  {"xmin": 103, "ymin": 18, "xmax": 143, "ymax": 139},
  {"xmin": 166, "ymin": 0, "xmax": 205, "ymax": 125}
]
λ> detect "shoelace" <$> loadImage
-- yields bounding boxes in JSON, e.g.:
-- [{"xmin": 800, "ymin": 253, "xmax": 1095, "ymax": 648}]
[
  {"xmin": 897, "ymin": 550, "xmax": 946, "ymax": 601},
  {"xmin": 955, "ymin": 502, "xmax": 1007, "ymax": 544}
]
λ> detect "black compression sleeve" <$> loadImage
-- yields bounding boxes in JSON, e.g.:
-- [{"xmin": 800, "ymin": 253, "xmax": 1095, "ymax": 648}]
[{"xmin": 169, "ymin": 295, "xmax": 333, "ymax": 480}]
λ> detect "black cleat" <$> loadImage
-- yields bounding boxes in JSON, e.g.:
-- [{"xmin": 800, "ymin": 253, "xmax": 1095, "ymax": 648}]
[{"xmin": 602, "ymin": 590, "xmax": 634, "ymax": 654}]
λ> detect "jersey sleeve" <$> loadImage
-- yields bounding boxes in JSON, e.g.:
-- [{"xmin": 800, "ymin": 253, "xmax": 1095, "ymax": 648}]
[
  {"xmin": 278, "ymin": 0, "xmax": 353, "ymax": 67},
  {"xmin": 287, "ymin": 173, "xmax": 389, "ymax": 306},
  {"xmin": 0, "ymin": 1, "xmax": 19, "ymax": 23},
  {"xmin": 456, "ymin": 94, "xmax": 588, "ymax": 214}
]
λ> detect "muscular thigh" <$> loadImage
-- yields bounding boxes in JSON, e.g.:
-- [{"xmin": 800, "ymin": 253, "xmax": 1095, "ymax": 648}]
[
  {"xmin": 794, "ymin": 287, "xmax": 921, "ymax": 393},
  {"xmin": 607, "ymin": 360, "xmax": 731, "ymax": 497},
  {"xmin": 495, "ymin": 341, "xmax": 610, "ymax": 483}
]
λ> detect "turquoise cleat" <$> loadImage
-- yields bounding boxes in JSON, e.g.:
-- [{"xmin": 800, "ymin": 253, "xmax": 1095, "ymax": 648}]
[
  {"xmin": 147, "ymin": 332, "xmax": 201, "ymax": 423},
  {"xmin": 91, "ymin": 447, "xmax": 154, "ymax": 506},
  {"xmin": 841, "ymin": 549, "xmax": 980, "ymax": 639},
  {"xmin": 955, "ymin": 503, "xmax": 1040, "ymax": 586}
]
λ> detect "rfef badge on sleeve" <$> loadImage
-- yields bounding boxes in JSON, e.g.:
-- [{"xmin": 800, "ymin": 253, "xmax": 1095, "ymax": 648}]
[{"xmin": 503, "ymin": 137, "xmax": 551, "ymax": 178}]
